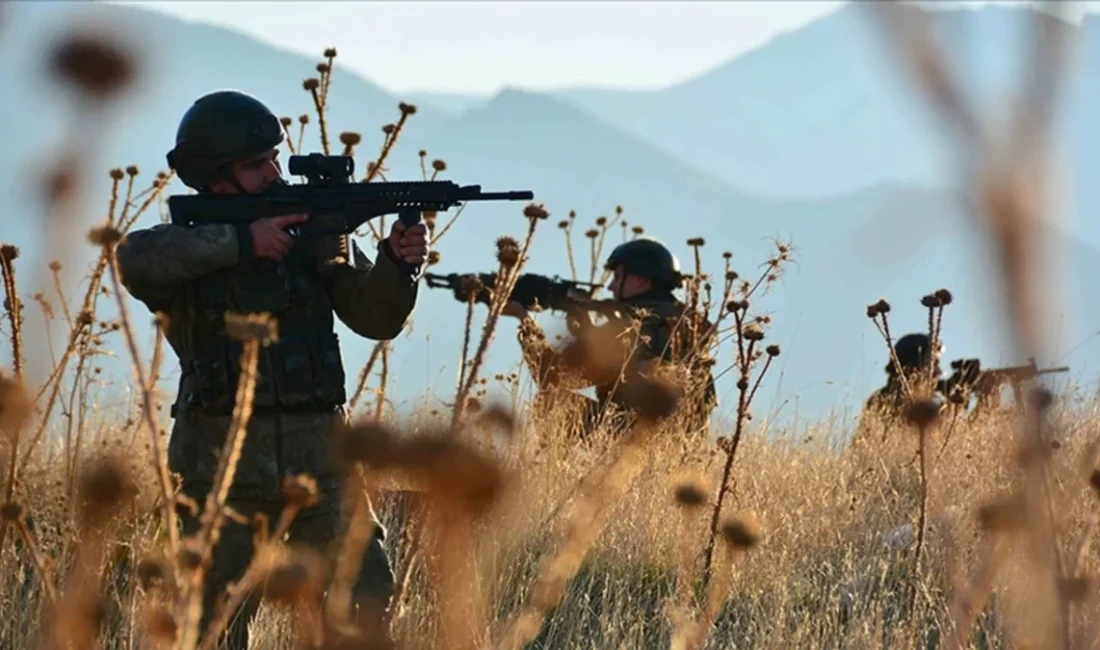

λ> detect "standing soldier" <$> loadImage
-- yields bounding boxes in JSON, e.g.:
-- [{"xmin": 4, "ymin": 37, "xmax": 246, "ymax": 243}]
[
  {"xmin": 503, "ymin": 237, "xmax": 717, "ymax": 440},
  {"xmin": 116, "ymin": 90, "xmax": 428, "ymax": 649}
]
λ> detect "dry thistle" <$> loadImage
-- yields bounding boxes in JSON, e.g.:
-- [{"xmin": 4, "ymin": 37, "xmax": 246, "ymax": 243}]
[
  {"xmin": 524, "ymin": 203, "xmax": 550, "ymax": 220},
  {"xmin": 496, "ymin": 236, "xmax": 521, "ymax": 268},
  {"xmin": 125, "ymin": 165, "xmax": 139, "ymax": 176},
  {"xmin": 766, "ymin": 344, "xmax": 781, "ymax": 357},
  {"xmin": 315, "ymin": 62, "xmax": 330, "ymax": 74},
  {"xmin": 49, "ymin": 29, "xmax": 136, "ymax": 100},
  {"xmin": 596, "ymin": 216, "xmax": 608, "ymax": 227},
  {"xmin": 720, "ymin": 512, "xmax": 762, "ymax": 549},
  {"xmin": 585, "ymin": 229, "xmax": 599, "ymax": 239},
  {"xmin": 339, "ymin": 131, "xmax": 361, "ymax": 146},
  {"xmin": 399, "ymin": 101, "xmax": 417, "ymax": 116},
  {"xmin": 921, "ymin": 293, "xmax": 942, "ymax": 308},
  {"xmin": 109, "ymin": 168, "xmax": 124, "ymax": 181},
  {"xmin": 632, "ymin": 225, "xmax": 644, "ymax": 235},
  {"xmin": 283, "ymin": 474, "xmax": 320, "ymax": 508},
  {"xmin": 426, "ymin": 250, "xmax": 441, "ymax": 266},
  {"xmin": 324, "ymin": 47, "xmax": 337, "ymax": 57},
  {"xmin": 935, "ymin": 288, "xmax": 954, "ymax": 305},
  {"xmin": 432, "ymin": 159, "xmax": 447, "ymax": 172},
  {"xmin": 87, "ymin": 224, "xmax": 122, "ymax": 247},
  {"xmin": 673, "ymin": 478, "xmax": 708, "ymax": 509},
  {"xmin": 77, "ymin": 455, "xmax": 135, "ymax": 526},
  {"xmin": 303, "ymin": 78, "xmax": 320, "ymax": 91},
  {"xmin": 905, "ymin": 399, "xmax": 941, "ymax": 429},
  {"xmin": 382, "ymin": 123, "xmax": 396, "ymax": 135},
  {"xmin": 557, "ymin": 220, "xmax": 569, "ymax": 230},
  {"xmin": 687, "ymin": 237, "xmax": 706, "ymax": 247},
  {"xmin": 280, "ymin": 116, "xmax": 292, "ymax": 127},
  {"xmin": 742, "ymin": 323, "xmax": 765, "ymax": 342},
  {"xmin": 298, "ymin": 114, "xmax": 310, "ymax": 125}
]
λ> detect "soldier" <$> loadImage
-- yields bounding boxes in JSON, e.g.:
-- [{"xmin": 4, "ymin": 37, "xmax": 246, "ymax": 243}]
[
  {"xmin": 503, "ymin": 237, "xmax": 717, "ymax": 439},
  {"xmin": 854, "ymin": 332, "xmax": 944, "ymax": 445},
  {"xmin": 115, "ymin": 90, "xmax": 428, "ymax": 649}
]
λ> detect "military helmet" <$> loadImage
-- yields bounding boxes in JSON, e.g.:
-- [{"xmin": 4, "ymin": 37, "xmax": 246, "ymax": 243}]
[
  {"xmin": 890, "ymin": 332, "xmax": 940, "ymax": 373},
  {"xmin": 166, "ymin": 90, "xmax": 285, "ymax": 190},
  {"xmin": 604, "ymin": 237, "xmax": 683, "ymax": 287}
]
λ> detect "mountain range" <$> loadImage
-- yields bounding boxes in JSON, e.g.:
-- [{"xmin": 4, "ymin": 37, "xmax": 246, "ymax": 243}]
[{"xmin": 1, "ymin": 1, "xmax": 1098, "ymax": 434}]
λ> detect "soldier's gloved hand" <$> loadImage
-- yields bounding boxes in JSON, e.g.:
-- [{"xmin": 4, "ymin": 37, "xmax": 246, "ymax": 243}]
[
  {"xmin": 387, "ymin": 221, "xmax": 429, "ymax": 266},
  {"xmin": 251, "ymin": 214, "xmax": 308, "ymax": 262}
]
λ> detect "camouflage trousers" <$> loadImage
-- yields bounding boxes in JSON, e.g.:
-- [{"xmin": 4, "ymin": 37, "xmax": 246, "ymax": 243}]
[
  {"xmin": 178, "ymin": 488, "xmax": 394, "ymax": 650},
  {"xmin": 169, "ymin": 405, "xmax": 395, "ymax": 649}
]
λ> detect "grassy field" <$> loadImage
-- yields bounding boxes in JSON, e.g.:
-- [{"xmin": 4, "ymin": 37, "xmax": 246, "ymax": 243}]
[{"xmin": 1, "ymin": 6, "xmax": 1095, "ymax": 649}]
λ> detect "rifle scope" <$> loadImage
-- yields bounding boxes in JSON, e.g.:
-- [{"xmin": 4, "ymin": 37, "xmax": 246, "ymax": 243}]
[{"xmin": 288, "ymin": 153, "xmax": 354, "ymax": 185}]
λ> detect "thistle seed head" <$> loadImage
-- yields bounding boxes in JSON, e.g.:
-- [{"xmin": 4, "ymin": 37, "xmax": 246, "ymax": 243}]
[
  {"xmin": 596, "ymin": 216, "xmax": 607, "ymax": 227},
  {"xmin": 432, "ymin": 159, "xmax": 447, "ymax": 172},
  {"xmin": 721, "ymin": 512, "xmax": 762, "ymax": 549},
  {"xmin": 399, "ymin": 102, "xmax": 417, "ymax": 115},
  {"xmin": 339, "ymin": 131, "xmax": 361, "ymax": 146},
  {"xmin": 496, "ymin": 237, "xmax": 520, "ymax": 268},
  {"xmin": 298, "ymin": 114, "xmax": 310, "ymax": 125},
  {"xmin": 687, "ymin": 237, "xmax": 705, "ymax": 247},
  {"xmin": 766, "ymin": 344, "xmax": 780, "ymax": 357},
  {"xmin": 427, "ymin": 250, "xmax": 441, "ymax": 266},
  {"xmin": 381, "ymin": 123, "xmax": 396, "ymax": 135},
  {"xmin": 921, "ymin": 294, "xmax": 941, "ymax": 308},
  {"xmin": 0, "ymin": 244, "xmax": 18, "ymax": 263},
  {"xmin": 632, "ymin": 226, "xmax": 644, "ymax": 235},
  {"xmin": 109, "ymin": 168, "xmax": 125, "ymax": 181},
  {"xmin": 523, "ymin": 203, "xmax": 549, "ymax": 220},
  {"xmin": 743, "ymin": 324, "xmax": 765, "ymax": 342},
  {"xmin": 324, "ymin": 47, "xmax": 338, "ymax": 58},
  {"xmin": 87, "ymin": 225, "xmax": 122, "ymax": 247},
  {"xmin": 125, "ymin": 165, "xmax": 139, "ymax": 176},
  {"xmin": 49, "ymin": 30, "xmax": 136, "ymax": 100},
  {"xmin": 585, "ymin": 229, "xmax": 599, "ymax": 239},
  {"xmin": 303, "ymin": 78, "xmax": 320, "ymax": 92},
  {"xmin": 935, "ymin": 288, "xmax": 953, "ymax": 305},
  {"xmin": 283, "ymin": 474, "xmax": 320, "ymax": 508}
]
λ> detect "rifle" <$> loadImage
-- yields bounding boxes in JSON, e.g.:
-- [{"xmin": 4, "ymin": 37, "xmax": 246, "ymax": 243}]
[
  {"xmin": 167, "ymin": 153, "xmax": 535, "ymax": 235},
  {"xmin": 938, "ymin": 356, "xmax": 1070, "ymax": 411},
  {"xmin": 423, "ymin": 271, "xmax": 604, "ymax": 313}
]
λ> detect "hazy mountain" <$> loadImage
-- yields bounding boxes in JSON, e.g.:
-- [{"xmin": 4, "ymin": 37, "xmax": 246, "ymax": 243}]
[{"xmin": 2, "ymin": 2, "xmax": 1098, "ymax": 437}]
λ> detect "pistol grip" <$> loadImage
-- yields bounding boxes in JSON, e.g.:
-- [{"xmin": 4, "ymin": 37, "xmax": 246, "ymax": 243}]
[{"xmin": 398, "ymin": 209, "xmax": 422, "ymax": 228}]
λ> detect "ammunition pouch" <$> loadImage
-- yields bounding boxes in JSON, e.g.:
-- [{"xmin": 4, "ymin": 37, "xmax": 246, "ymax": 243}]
[{"xmin": 183, "ymin": 330, "xmax": 347, "ymax": 416}]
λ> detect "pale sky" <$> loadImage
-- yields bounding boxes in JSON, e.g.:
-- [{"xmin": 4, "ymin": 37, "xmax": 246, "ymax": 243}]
[{"xmin": 111, "ymin": 1, "xmax": 1098, "ymax": 94}]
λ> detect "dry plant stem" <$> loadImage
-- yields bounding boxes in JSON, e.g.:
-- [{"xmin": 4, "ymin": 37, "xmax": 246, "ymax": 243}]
[
  {"xmin": 198, "ymin": 500, "xmax": 306, "ymax": 650},
  {"xmin": 908, "ymin": 421, "xmax": 933, "ymax": 628},
  {"xmin": 348, "ymin": 341, "xmax": 384, "ymax": 413},
  {"xmin": 496, "ymin": 422, "xmax": 656, "ymax": 650},
  {"xmin": 307, "ymin": 86, "xmax": 330, "ymax": 155},
  {"xmin": 373, "ymin": 343, "xmax": 390, "ymax": 420},
  {"xmin": 0, "ymin": 252, "xmax": 23, "ymax": 380},
  {"xmin": 50, "ymin": 264, "xmax": 74, "ymax": 330},
  {"xmin": 179, "ymin": 337, "xmax": 260, "ymax": 650},
  {"xmin": 562, "ymin": 223, "xmax": 578, "ymax": 282},
  {"xmin": 325, "ymin": 472, "xmax": 376, "ymax": 636},
  {"xmin": 15, "ymin": 515, "xmax": 56, "ymax": 604},
  {"xmin": 946, "ymin": 536, "xmax": 1007, "ymax": 650},
  {"xmin": 361, "ymin": 111, "xmax": 413, "ymax": 241},
  {"xmin": 425, "ymin": 504, "xmax": 486, "ymax": 650},
  {"xmin": 453, "ymin": 295, "xmax": 477, "ymax": 411},
  {"xmin": 453, "ymin": 217, "xmax": 540, "ymax": 425},
  {"xmin": 104, "ymin": 250, "xmax": 179, "ymax": 557},
  {"xmin": 430, "ymin": 203, "xmax": 468, "ymax": 245}
]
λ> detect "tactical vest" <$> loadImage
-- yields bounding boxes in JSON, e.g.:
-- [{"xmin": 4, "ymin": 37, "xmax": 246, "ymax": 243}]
[{"xmin": 176, "ymin": 246, "xmax": 347, "ymax": 416}]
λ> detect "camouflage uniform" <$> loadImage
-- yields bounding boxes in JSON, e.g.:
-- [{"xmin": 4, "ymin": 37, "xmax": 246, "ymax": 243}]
[
  {"xmin": 517, "ymin": 239, "xmax": 717, "ymax": 439},
  {"xmin": 116, "ymin": 90, "xmax": 418, "ymax": 649}
]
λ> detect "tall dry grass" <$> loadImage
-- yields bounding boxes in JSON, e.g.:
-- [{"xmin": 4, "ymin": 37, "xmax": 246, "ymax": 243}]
[{"xmin": 0, "ymin": 6, "xmax": 1095, "ymax": 650}]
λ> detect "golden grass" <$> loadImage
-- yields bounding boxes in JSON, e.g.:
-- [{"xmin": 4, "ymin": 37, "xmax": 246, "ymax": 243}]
[{"xmin": 0, "ymin": 5, "xmax": 1094, "ymax": 649}]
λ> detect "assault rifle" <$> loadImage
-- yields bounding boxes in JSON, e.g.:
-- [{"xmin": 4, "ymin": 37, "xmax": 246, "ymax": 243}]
[
  {"xmin": 938, "ymin": 356, "xmax": 1069, "ymax": 412},
  {"xmin": 167, "ymin": 153, "xmax": 535, "ymax": 235},
  {"xmin": 423, "ymin": 271, "xmax": 605, "ymax": 313}
]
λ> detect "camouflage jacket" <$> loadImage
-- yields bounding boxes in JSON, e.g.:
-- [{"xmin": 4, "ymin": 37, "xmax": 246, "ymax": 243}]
[
  {"xmin": 116, "ymin": 223, "xmax": 418, "ymax": 499},
  {"xmin": 517, "ymin": 288, "xmax": 717, "ymax": 427}
]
